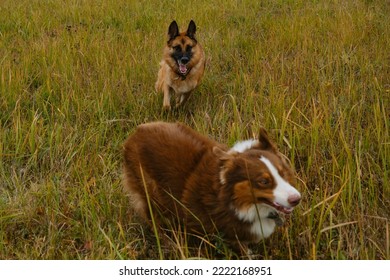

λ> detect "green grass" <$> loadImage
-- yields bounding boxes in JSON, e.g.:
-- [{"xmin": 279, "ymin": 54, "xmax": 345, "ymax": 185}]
[{"xmin": 0, "ymin": 0, "xmax": 389, "ymax": 259}]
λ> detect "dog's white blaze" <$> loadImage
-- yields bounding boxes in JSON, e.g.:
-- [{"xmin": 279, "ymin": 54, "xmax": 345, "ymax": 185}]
[
  {"xmin": 259, "ymin": 156, "xmax": 301, "ymax": 207},
  {"xmin": 235, "ymin": 204, "xmax": 276, "ymax": 240},
  {"xmin": 231, "ymin": 139, "xmax": 258, "ymax": 153}
]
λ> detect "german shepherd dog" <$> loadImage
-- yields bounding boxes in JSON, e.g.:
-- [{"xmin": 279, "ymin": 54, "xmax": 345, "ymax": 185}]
[{"xmin": 155, "ymin": 20, "xmax": 205, "ymax": 110}]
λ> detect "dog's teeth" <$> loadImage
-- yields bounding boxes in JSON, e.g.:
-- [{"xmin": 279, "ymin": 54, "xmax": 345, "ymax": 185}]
[{"xmin": 179, "ymin": 63, "xmax": 187, "ymax": 73}]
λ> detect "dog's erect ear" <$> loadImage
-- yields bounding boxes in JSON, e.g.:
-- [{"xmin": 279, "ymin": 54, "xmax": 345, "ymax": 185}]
[
  {"xmin": 186, "ymin": 20, "xmax": 196, "ymax": 39},
  {"xmin": 254, "ymin": 128, "xmax": 278, "ymax": 152},
  {"xmin": 168, "ymin": 20, "xmax": 179, "ymax": 40},
  {"xmin": 213, "ymin": 146, "xmax": 233, "ymax": 161}
]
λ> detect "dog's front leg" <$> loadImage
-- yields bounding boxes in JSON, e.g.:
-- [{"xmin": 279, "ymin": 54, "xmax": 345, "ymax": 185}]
[{"xmin": 162, "ymin": 85, "xmax": 171, "ymax": 110}]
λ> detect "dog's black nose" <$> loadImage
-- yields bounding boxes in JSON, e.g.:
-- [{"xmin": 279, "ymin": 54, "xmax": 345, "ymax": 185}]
[{"xmin": 180, "ymin": 57, "xmax": 189, "ymax": 64}]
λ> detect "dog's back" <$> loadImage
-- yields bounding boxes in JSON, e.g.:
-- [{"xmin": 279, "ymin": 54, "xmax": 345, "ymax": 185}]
[{"xmin": 123, "ymin": 122, "xmax": 222, "ymax": 224}]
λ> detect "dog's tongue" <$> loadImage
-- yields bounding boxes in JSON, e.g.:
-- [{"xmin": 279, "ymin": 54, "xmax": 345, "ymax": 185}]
[{"xmin": 179, "ymin": 62, "xmax": 187, "ymax": 74}]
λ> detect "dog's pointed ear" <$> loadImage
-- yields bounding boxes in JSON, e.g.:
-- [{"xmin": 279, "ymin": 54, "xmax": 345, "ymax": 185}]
[
  {"xmin": 186, "ymin": 20, "xmax": 196, "ymax": 39},
  {"xmin": 255, "ymin": 128, "xmax": 278, "ymax": 152},
  {"xmin": 213, "ymin": 146, "xmax": 233, "ymax": 161},
  {"xmin": 214, "ymin": 146, "xmax": 234, "ymax": 186},
  {"xmin": 168, "ymin": 20, "xmax": 179, "ymax": 41}
]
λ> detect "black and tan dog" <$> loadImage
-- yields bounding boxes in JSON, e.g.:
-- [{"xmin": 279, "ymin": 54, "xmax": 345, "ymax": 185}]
[{"xmin": 155, "ymin": 20, "xmax": 205, "ymax": 110}]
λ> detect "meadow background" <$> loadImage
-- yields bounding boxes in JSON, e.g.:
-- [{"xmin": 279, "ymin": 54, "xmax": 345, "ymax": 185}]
[{"xmin": 0, "ymin": 0, "xmax": 389, "ymax": 259}]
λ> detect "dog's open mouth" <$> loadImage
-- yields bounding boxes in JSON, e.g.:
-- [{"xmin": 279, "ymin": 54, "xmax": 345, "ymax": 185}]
[
  {"xmin": 263, "ymin": 200, "xmax": 294, "ymax": 214},
  {"xmin": 178, "ymin": 61, "xmax": 188, "ymax": 74}
]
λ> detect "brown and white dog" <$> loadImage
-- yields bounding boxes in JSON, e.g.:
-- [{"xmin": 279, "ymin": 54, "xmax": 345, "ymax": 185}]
[
  {"xmin": 122, "ymin": 122, "xmax": 301, "ymax": 250},
  {"xmin": 155, "ymin": 20, "xmax": 205, "ymax": 110}
]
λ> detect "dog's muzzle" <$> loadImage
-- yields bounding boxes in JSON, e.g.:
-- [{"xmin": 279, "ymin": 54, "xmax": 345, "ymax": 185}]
[
  {"xmin": 180, "ymin": 57, "xmax": 189, "ymax": 64},
  {"xmin": 178, "ymin": 57, "xmax": 189, "ymax": 74}
]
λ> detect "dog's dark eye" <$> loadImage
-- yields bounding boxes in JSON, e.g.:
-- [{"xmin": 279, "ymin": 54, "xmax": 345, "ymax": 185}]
[
  {"xmin": 186, "ymin": 45, "xmax": 192, "ymax": 52},
  {"xmin": 258, "ymin": 178, "xmax": 270, "ymax": 186},
  {"xmin": 173, "ymin": 45, "xmax": 181, "ymax": 52}
]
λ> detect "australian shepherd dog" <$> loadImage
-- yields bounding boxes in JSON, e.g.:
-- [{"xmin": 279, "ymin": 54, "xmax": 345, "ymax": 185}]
[{"xmin": 123, "ymin": 122, "xmax": 301, "ymax": 252}]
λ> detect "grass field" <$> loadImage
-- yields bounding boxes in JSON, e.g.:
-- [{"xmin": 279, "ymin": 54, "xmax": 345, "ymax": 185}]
[{"xmin": 0, "ymin": 0, "xmax": 389, "ymax": 259}]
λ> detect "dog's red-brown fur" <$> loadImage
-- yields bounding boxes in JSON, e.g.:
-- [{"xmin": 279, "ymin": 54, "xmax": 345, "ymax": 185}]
[{"xmin": 123, "ymin": 122, "xmax": 299, "ymax": 248}]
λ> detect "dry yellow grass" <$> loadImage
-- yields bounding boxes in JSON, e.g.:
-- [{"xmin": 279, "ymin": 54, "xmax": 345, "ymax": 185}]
[{"xmin": 0, "ymin": 0, "xmax": 389, "ymax": 259}]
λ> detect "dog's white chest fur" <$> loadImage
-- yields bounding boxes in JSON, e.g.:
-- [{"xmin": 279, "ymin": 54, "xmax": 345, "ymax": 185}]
[{"xmin": 235, "ymin": 204, "xmax": 276, "ymax": 242}]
